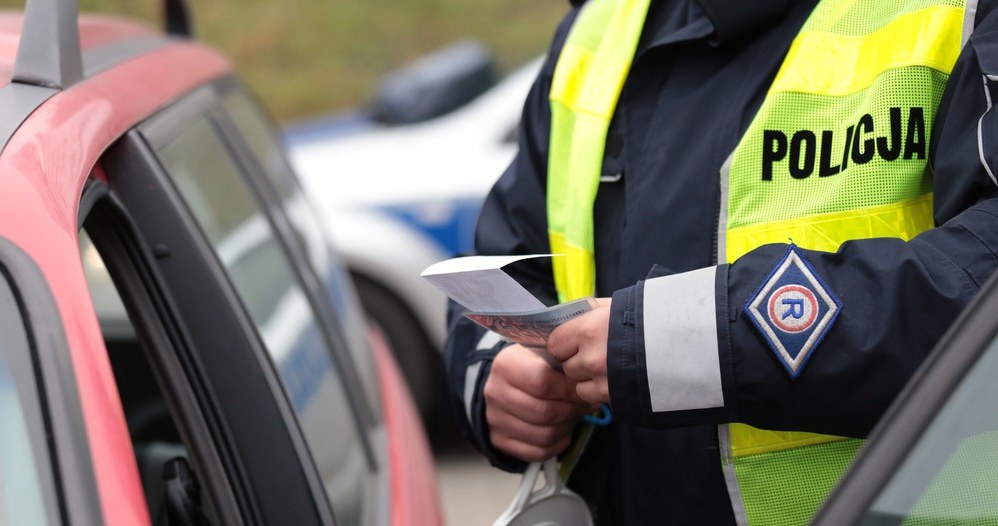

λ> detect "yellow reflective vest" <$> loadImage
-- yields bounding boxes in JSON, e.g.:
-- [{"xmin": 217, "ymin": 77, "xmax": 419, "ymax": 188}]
[{"xmin": 548, "ymin": 0, "xmax": 972, "ymax": 523}]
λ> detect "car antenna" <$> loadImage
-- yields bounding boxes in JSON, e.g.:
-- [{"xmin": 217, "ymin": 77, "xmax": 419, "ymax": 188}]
[
  {"xmin": 164, "ymin": 0, "xmax": 193, "ymax": 37},
  {"xmin": 12, "ymin": 0, "xmax": 83, "ymax": 89}
]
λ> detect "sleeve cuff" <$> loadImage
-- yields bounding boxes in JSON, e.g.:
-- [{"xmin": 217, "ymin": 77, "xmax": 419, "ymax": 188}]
[{"xmin": 608, "ymin": 266, "xmax": 734, "ymax": 426}]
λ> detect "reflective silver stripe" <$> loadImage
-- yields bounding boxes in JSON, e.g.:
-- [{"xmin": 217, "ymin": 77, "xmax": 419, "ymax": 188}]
[
  {"xmin": 717, "ymin": 151, "xmax": 749, "ymax": 524},
  {"xmin": 978, "ymin": 76, "xmax": 998, "ymax": 187},
  {"xmin": 643, "ymin": 266, "xmax": 724, "ymax": 412},
  {"xmin": 464, "ymin": 362, "xmax": 484, "ymax": 424},
  {"xmin": 717, "ymin": 151, "xmax": 733, "ymax": 265},
  {"xmin": 718, "ymin": 424, "xmax": 750, "ymax": 526},
  {"xmin": 963, "ymin": 0, "xmax": 979, "ymax": 47}
]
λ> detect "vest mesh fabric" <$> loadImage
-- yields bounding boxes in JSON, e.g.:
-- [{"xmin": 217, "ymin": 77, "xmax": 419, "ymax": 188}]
[
  {"xmin": 732, "ymin": 438, "xmax": 864, "ymax": 525},
  {"xmin": 723, "ymin": 0, "xmax": 967, "ymax": 523},
  {"xmin": 727, "ymin": 68, "xmax": 946, "ymax": 232},
  {"xmin": 543, "ymin": 0, "xmax": 971, "ymax": 523},
  {"xmin": 547, "ymin": 0, "xmax": 650, "ymax": 301}
]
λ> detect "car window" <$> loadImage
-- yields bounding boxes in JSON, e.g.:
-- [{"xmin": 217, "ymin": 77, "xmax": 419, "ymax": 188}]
[
  {"xmin": 0, "ymin": 322, "xmax": 49, "ymax": 526},
  {"xmin": 860, "ymin": 336, "xmax": 998, "ymax": 524},
  {"xmin": 218, "ymin": 89, "xmax": 381, "ymax": 413},
  {"xmin": 155, "ymin": 116, "xmax": 374, "ymax": 525}
]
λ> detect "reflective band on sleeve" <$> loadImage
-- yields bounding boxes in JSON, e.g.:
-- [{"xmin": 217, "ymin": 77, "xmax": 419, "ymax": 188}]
[
  {"xmin": 464, "ymin": 361, "xmax": 484, "ymax": 424},
  {"xmin": 643, "ymin": 266, "xmax": 724, "ymax": 412}
]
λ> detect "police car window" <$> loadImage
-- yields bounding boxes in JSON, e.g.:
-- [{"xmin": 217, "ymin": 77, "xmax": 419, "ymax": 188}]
[
  {"xmin": 860, "ymin": 336, "xmax": 998, "ymax": 524},
  {"xmin": 218, "ymin": 88, "xmax": 380, "ymax": 413},
  {"xmin": 156, "ymin": 116, "xmax": 374, "ymax": 525}
]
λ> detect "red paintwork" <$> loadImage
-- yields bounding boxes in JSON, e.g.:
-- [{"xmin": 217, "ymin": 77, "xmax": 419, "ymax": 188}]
[
  {"xmin": 0, "ymin": 40, "xmax": 230, "ymax": 525},
  {"xmin": 370, "ymin": 327, "xmax": 445, "ymax": 526}
]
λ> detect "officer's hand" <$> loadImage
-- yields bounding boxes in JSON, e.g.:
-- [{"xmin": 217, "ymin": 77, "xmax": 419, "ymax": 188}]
[
  {"xmin": 548, "ymin": 297, "xmax": 612, "ymax": 405},
  {"xmin": 484, "ymin": 343, "xmax": 594, "ymax": 462}
]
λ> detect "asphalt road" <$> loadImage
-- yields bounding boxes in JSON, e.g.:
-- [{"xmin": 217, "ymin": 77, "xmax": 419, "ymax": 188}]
[{"xmin": 432, "ymin": 425, "xmax": 521, "ymax": 525}]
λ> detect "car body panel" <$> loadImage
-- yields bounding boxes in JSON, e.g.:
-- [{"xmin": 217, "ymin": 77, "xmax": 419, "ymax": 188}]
[{"xmin": 369, "ymin": 328, "xmax": 443, "ymax": 526}]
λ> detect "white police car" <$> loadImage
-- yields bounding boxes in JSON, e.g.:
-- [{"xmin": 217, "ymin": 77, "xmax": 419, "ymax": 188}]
[{"xmin": 287, "ymin": 45, "xmax": 542, "ymax": 418}]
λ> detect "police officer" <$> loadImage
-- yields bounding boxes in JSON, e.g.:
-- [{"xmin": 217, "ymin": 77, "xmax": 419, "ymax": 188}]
[{"xmin": 444, "ymin": 0, "xmax": 998, "ymax": 524}]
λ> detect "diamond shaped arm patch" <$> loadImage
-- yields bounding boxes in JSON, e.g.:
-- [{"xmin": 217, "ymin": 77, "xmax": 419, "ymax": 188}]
[{"xmin": 743, "ymin": 245, "xmax": 842, "ymax": 379}]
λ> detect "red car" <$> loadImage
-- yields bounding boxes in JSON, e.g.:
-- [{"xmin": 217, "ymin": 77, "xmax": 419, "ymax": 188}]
[{"xmin": 0, "ymin": 2, "xmax": 441, "ymax": 525}]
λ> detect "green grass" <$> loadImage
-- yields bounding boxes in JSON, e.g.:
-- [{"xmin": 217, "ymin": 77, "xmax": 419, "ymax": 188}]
[{"xmin": 0, "ymin": 0, "xmax": 565, "ymax": 123}]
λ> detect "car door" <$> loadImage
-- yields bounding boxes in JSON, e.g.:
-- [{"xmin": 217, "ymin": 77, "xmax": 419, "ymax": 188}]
[
  {"xmin": 813, "ymin": 270, "xmax": 998, "ymax": 524},
  {"xmin": 84, "ymin": 81, "xmax": 386, "ymax": 525}
]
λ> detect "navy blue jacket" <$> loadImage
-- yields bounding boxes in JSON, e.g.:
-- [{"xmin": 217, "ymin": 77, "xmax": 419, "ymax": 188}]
[{"xmin": 444, "ymin": 0, "xmax": 998, "ymax": 523}]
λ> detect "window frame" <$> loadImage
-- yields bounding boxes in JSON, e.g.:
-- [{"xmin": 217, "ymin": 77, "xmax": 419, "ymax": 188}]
[
  {"xmin": 0, "ymin": 236, "xmax": 102, "ymax": 525},
  {"xmin": 99, "ymin": 144, "xmax": 333, "ymax": 524},
  {"xmin": 100, "ymin": 84, "xmax": 350, "ymax": 525},
  {"xmin": 79, "ymin": 182, "xmax": 245, "ymax": 525}
]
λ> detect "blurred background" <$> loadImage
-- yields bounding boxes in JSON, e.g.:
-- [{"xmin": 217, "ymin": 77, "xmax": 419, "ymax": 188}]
[
  {"xmin": 63, "ymin": 0, "xmax": 564, "ymax": 122},
  {"xmin": 0, "ymin": 0, "xmax": 569, "ymax": 523}
]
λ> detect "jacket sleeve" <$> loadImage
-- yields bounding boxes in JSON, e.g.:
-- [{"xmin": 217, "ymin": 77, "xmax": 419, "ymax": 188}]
[
  {"xmin": 606, "ymin": 2, "xmax": 998, "ymax": 438},
  {"xmin": 441, "ymin": 7, "xmax": 580, "ymax": 472}
]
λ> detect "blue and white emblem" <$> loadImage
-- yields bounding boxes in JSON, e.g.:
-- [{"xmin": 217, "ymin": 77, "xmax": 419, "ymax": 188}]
[{"xmin": 743, "ymin": 245, "xmax": 841, "ymax": 379}]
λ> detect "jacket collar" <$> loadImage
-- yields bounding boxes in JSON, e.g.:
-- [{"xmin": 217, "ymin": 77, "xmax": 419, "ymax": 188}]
[
  {"xmin": 694, "ymin": 0, "xmax": 793, "ymax": 44},
  {"xmin": 567, "ymin": 0, "xmax": 796, "ymax": 46}
]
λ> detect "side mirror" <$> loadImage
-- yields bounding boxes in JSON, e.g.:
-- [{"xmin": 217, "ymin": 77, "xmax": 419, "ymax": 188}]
[{"xmin": 370, "ymin": 40, "xmax": 497, "ymax": 125}]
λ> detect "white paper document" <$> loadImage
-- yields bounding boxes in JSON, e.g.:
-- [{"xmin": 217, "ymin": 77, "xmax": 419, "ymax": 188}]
[
  {"xmin": 421, "ymin": 254, "xmax": 597, "ymax": 350},
  {"xmin": 420, "ymin": 254, "xmax": 552, "ymax": 313}
]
